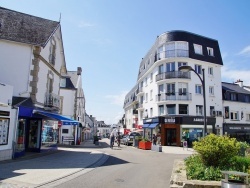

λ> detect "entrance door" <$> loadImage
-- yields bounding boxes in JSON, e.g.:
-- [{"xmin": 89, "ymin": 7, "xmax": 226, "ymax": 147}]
[
  {"xmin": 166, "ymin": 128, "xmax": 177, "ymax": 146},
  {"xmin": 26, "ymin": 119, "xmax": 41, "ymax": 152}
]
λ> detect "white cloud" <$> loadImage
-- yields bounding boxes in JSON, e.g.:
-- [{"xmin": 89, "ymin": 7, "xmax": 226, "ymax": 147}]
[
  {"xmin": 238, "ymin": 45, "xmax": 250, "ymax": 56},
  {"xmin": 105, "ymin": 91, "xmax": 128, "ymax": 106},
  {"xmin": 78, "ymin": 21, "xmax": 95, "ymax": 28},
  {"xmin": 221, "ymin": 64, "xmax": 250, "ymax": 86}
]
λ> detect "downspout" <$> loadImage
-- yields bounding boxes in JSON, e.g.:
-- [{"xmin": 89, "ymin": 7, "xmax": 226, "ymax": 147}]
[{"xmin": 12, "ymin": 106, "xmax": 19, "ymax": 159}]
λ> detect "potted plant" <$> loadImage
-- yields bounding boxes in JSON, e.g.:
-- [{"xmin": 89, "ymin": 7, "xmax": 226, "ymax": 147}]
[{"xmin": 139, "ymin": 138, "xmax": 152, "ymax": 150}]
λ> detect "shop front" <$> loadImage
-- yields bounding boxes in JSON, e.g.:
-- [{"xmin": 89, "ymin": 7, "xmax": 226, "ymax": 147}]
[
  {"xmin": 14, "ymin": 106, "xmax": 78, "ymax": 158},
  {"xmin": 161, "ymin": 116, "xmax": 216, "ymax": 147},
  {"xmin": 142, "ymin": 117, "xmax": 161, "ymax": 141},
  {"xmin": 223, "ymin": 123, "xmax": 250, "ymax": 143}
]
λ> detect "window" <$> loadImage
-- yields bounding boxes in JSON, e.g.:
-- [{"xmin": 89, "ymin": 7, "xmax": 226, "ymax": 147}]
[
  {"xmin": 159, "ymin": 105, "xmax": 164, "ymax": 116},
  {"xmin": 230, "ymin": 111, "xmax": 239, "ymax": 120},
  {"xmin": 178, "ymin": 83, "xmax": 187, "ymax": 95},
  {"xmin": 245, "ymin": 95, "xmax": 250, "ymax": 102},
  {"xmin": 179, "ymin": 104, "xmax": 188, "ymax": 115},
  {"xmin": 159, "ymin": 84, "xmax": 164, "ymax": 94},
  {"xmin": 166, "ymin": 62, "xmax": 175, "ymax": 72},
  {"xmin": 246, "ymin": 113, "xmax": 250, "ymax": 121},
  {"xmin": 167, "ymin": 104, "xmax": 176, "ymax": 114},
  {"xmin": 145, "ymin": 93, "xmax": 148, "ymax": 103},
  {"xmin": 224, "ymin": 106, "xmax": 229, "ymax": 119},
  {"xmin": 178, "ymin": 62, "xmax": 187, "ymax": 68},
  {"xmin": 49, "ymin": 38, "xmax": 56, "ymax": 65},
  {"xmin": 207, "ymin": 47, "xmax": 214, "ymax": 56},
  {"xmin": 230, "ymin": 93, "xmax": 237, "ymax": 101},
  {"xmin": 60, "ymin": 78, "xmax": 66, "ymax": 87},
  {"xmin": 196, "ymin": 105, "xmax": 203, "ymax": 116},
  {"xmin": 145, "ymin": 77, "xmax": 148, "ymax": 86},
  {"xmin": 208, "ymin": 67, "xmax": 213, "ymax": 75},
  {"xmin": 209, "ymin": 86, "xmax": 214, "ymax": 95},
  {"xmin": 166, "ymin": 83, "xmax": 175, "ymax": 94},
  {"xmin": 195, "ymin": 85, "xmax": 202, "ymax": 94},
  {"xmin": 210, "ymin": 106, "xmax": 215, "ymax": 116},
  {"xmin": 150, "ymin": 108, "xmax": 153, "ymax": 117},
  {"xmin": 159, "ymin": 64, "xmax": 164, "ymax": 74},
  {"xmin": 194, "ymin": 44, "xmax": 203, "ymax": 55},
  {"xmin": 140, "ymin": 110, "xmax": 143, "ymax": 120},
  {"xmin": 150, "ymin": 90, "xmax": 153, "ymax": 101},
  {"xmin": 158, "ymin": 45, "xmax": 164, "ymax": 60},
  {"xmin": 140, "ymin": 96, "xmax": 144, "ymax": 104},
  {"xmin": 195, "ymin": 64, "xmax": 202, "ymax": 74},
  {"xmin": 150, "ymin": 73, "xmax": 153, "ymax": 82}
]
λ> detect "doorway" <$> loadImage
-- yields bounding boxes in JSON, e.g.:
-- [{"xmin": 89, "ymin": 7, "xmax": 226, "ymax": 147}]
[
  {"xmin": 26, "ymin": 119, "xmax": 41, "ymax": 152},
  {"xmin": 166, "ymin": 128, "xmax": 177, "ymax": 146}
]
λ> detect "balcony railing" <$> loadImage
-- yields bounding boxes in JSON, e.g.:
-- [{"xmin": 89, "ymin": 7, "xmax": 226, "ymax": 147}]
[
  {"xmin": 156, "ymin": 71, "xmax": 191, "ymax": 81},
  {"xmin": 156, "ymin": 92, "xmax": 192, "ymax": 101},
  {"xmin": 136, "ymin": 87, "xmax": 144, "ymax": 95},
  {"xmin": 155, "ymin": 50, "xmax": 189, "ymax": 62},
  {"xmin": 44, "ymin": 92, "xmax": 60, "ymax": 110}
]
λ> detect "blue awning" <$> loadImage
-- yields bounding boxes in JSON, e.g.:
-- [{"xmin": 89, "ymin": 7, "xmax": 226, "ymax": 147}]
[
  {"xmin": 148, "ymin": 123, "xmax": 159, "ymax": 129},
  {"xmin": 33, "ymin": 110, "xmax": 79, "ymax": 126},
  {"xmin": 142, "ymin": 124, "xmax": 150, "ymax": 128}
]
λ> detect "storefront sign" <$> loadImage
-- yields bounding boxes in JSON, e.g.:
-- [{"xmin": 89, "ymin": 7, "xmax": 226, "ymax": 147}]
[
  {"xmin": 0, "ymin": 110, "xmax": 10, "ymax": 117},
  {"xmin": 165, "ymin": 118, "xmax": 175, "ymax": 123},
  {"xmin": 193, "ymin": 118, "xmax": 205, "ymax": 122}
]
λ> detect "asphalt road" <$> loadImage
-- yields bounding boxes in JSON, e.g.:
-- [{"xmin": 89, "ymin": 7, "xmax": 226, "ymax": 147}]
[{"xmin": 53, "ymin": 138, "xmax": 189, "ymax": 188}]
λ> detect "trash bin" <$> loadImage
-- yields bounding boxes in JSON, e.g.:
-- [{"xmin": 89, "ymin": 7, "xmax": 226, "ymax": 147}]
[{"xmin": 221, "ymin": 171, "xmax": 249, "ymax": 188}]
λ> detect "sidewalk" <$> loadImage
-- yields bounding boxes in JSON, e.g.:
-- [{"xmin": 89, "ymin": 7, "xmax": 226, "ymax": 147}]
[
  {"xmin": 161, "ymin": 145, "xmax": 195, "ymax": 155},
  {"xmin": 0, "ymin": 140, "xmax": 108, "ymax": 188}
]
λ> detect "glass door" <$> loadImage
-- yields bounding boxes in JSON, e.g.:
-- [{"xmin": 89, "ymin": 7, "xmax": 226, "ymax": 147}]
[
  {"xmin": 27, "ymin": 120, "xmax": 41, "ymax": 150},
  {"xmin": 166, "ymin": 128, "xmax": 177, "ymax": 146}
]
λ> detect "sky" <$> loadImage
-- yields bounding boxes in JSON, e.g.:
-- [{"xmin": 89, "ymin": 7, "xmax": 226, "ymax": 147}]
[{"xmin": 1, "ymin": 0, "xmax": 250, "ymax": 124}]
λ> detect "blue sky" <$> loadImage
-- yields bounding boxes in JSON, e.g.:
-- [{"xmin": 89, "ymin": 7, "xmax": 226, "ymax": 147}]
[{"xmin": 1, "ymin": 0, "xmax": 250, "ymax": 124}]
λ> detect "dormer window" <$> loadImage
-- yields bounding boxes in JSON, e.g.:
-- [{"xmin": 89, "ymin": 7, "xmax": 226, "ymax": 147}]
[
  {"xmin": 207, "ymin": 47, "xmax": 214, "ymax": 56},
  {"xmin": 194, "ymin": 44, "xmax": 203, "ymax": 55}
]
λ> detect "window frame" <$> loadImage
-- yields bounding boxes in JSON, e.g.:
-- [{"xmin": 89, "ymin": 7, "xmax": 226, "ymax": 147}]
[{"xmin": 194, "ymin": 44, "xmax": 203, "ymax": 55}]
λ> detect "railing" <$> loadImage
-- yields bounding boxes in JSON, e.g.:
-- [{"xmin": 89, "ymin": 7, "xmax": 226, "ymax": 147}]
[
  {"xmin": 156, "ymin": 92, "xmax": 192, "ymax": 101},
  {"xmin": 155, "ymin": 50, "xmax": 189, "ymax": 62},
  {"xmin": 156, "ymin": 71, "xmax": 191, "ymax": 81},
  {"xmin": 136, "ymin": 87, "xmax": 144, "ymax": 95},
  {"xmin": 44, "ymin": 92, "xmax": 60, "ymax": 109}
]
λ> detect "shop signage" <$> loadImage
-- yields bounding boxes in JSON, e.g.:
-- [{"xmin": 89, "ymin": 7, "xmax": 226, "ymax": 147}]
[
  {"xmin": 0, "ymin": 111, "xmax": 10, "ymax": 117},
  {"xmin": 165, "ymin": 118, "xmax": 175, "ymax": 123},
  {"xmin": 193, "ymin": 118, "xmax": 205, "ymax": 122},
  {"xmin": 145, "ymin": 119, "xmax": 152, "ymax": 123}
]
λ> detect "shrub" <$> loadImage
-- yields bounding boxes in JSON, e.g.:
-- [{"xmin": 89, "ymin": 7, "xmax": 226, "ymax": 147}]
[
  {"xmin": 185, "ymin": 155, "xmax": 222, "ymax": 181},
  {"xmin": 193, "ymin": 134, "xmax": 240, "ymax": 168},
  {"xmin": 230, "ymin": 156, "xmax": 250, "ymax": 172}
]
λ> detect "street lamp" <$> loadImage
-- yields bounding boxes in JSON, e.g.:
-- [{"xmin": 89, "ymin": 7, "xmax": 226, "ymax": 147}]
[{"xmin": 178, "ymin": 65, "xmax": 207, "ymax": 137}]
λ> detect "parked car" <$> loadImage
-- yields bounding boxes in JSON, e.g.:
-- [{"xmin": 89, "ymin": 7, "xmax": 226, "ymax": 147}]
[{"xmin": 121, "ymin": 132, "xmax": 141, "ymax": 146}]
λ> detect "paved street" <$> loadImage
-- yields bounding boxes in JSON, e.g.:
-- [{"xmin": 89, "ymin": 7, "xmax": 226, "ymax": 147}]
[{"xmin": 0, "ymin": 139, "xmax": 193, "ymax": 188}]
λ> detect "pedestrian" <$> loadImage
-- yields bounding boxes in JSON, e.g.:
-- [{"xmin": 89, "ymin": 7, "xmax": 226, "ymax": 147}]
[
  {"xmin": 110, "ymin": 131, "xmax": 115, "ymax": 149},
  {"xmin": 153, "ymin": 134, "xmax": 157, "ymax": 145},
  {"xmin": 117, "ymin": 132, "xmax": 121, "ymax": 148}
]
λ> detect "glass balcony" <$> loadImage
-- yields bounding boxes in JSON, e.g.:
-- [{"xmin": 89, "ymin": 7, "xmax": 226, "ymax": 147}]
[
  {"xmin": 155, "ymin": 49, "xmax": 189, "ymax": 62},
  {"xmin": 156, "ymin": 92, "xmax": 192, "ymax": 101},
  {"xmin": 156, "ymin": 71, "xmax": 190, "ymax": 81}
]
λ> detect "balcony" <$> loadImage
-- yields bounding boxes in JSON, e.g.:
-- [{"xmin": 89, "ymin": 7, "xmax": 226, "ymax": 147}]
[
  {"xmin": 156, "ymin": 71, "xmax": 191, "ymax": 82},
  {"xmin": 154, "ymin": 49, "xmax": 189, "ymax": 62},
  {"xmin": 156, "ymin": 92, "xmax": 192, "ymax": 101},
  {"xmin": 44, "ymin": 92, "xmax": 60, "ymax": 110},
  {"xmin": 136, "ymin": 87, "xmax": 144, "ymax": 96}
]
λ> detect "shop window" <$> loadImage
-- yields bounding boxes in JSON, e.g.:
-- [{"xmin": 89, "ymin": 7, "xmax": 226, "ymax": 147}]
[
  {"xmin": 0, "ymin": 118, "xmax": 9, "ymax": 145},
  {"xmin": 15, "ymin": 119, "xmax": 25, "ymax": 152}
]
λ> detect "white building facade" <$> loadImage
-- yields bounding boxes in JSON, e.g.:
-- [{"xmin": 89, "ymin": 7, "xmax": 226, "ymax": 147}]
[{"xmin": 124, "ymin": 31, "xmax": 224, "ymax": 146}]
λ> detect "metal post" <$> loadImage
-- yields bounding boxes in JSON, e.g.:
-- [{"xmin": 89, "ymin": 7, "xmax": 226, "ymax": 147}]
[{"xmin": 202, "ymin": 69, "xmax": 207, "ymax": 136}]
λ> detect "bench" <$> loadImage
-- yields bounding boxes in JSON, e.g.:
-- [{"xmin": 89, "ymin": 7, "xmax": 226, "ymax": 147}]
[{"xmin": 62, "ymin": 136, "xmax": 74, "ymax": 145}]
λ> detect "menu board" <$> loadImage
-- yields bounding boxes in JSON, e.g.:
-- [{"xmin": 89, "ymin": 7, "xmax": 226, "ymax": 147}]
[{"xmin": 0, "ymin": 118, "xmax": 9, "ymax": 145}]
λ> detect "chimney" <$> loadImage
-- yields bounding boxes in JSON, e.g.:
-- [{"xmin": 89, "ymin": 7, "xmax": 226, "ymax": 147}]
[
  {"xmin": 77, "ymin": 67, "xmax": 82, "ymax": 75},
  {"xmin": 235, "ymin": 79, "xmax": 243, "ymax": 87}
]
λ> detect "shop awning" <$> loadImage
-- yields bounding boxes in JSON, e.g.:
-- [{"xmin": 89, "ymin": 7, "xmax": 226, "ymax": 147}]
[
  {"xmin": 142, "ymin": 124, "xmax": 150, "ymax": 128},
  {"xmin": 33, "ymin": 110, "xmax": 79, "ymax": 125},
  {"xmin": 148, "ymin": 123, "xmax": 159, "ymax": 129}
]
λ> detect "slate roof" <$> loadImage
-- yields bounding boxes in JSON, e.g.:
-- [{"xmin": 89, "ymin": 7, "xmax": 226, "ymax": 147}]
[
  {"xmin": 12, "ymin": 97, "xmax": 34, "ymax": 107},
  {"xmin": 222, "ymin": 82, "xmax": 250, "ymax": 94},
  {"xmin": 0, "ymin": 7, "xmax": 59, "ymax": 47}
]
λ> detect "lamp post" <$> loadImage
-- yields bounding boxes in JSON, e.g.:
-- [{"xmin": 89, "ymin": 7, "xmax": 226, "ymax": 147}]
[{"xmin": 178, "ymin": 65, "xmax": 207, "ymax": 137}]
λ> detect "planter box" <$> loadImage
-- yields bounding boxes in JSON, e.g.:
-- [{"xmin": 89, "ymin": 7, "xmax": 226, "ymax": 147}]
[
  {"xmin": 139, "ymin": 141, "xmax": 152, "ymax": 150},
  {"xmin": 151, "ymin": 144, "xmax": 162, "ymax": 152}
]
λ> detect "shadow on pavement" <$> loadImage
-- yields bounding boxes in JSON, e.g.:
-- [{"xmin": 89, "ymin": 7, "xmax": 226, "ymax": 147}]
[{"xmin": 100, "ymin": 155, "xmax": 129, "ymax": 167}]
